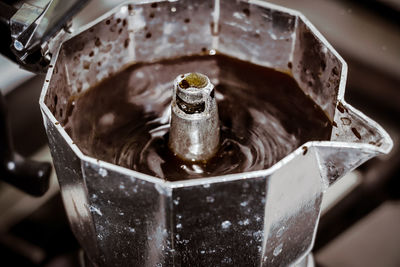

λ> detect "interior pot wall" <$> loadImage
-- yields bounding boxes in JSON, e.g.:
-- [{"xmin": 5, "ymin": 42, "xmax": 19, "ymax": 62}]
[
  {"xmin": 291, "ymin": 18, "xmax": 342, "ymax": 121},
  {"xmin": 218, "ymin": 0, "xmax": 296, "ymax": 71},
  {"xmin": 45, "ymin": 0, "xmax": 215, "ymax": 122},
  {"xmin": 45, "ymin": 0, "xmax": 343, "ymax": 128}
]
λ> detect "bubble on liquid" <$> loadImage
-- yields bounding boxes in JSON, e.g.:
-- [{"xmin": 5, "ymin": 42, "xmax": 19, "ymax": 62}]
[
  {"xmin": 273, "ymin": 243, "xmax": 283, "ymax": 256},
  {"xmin": 221, "ymin": 220, "xmax": 231, "ymax": 229},
  {"xmin": 99, "ymin": 112, "xmax": 115, "ymax": 127}
]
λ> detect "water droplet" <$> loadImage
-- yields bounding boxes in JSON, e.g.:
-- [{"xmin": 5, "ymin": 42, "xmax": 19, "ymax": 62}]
[
  {"xmin": 222, "ymin": 257, "xmax": 233, "ymax": 264},
  {"xmin": 206, "ymin": 196, "xmax": 215, "ymax": 203},
  {"xmin": 240, "ymin": 201, "xmax": 248, "ymax": 207},
  {"xmin": 129, "ymin": 227, "xmax": 135, "ymax": 233},
  {"xmin": 176, "ymin": 223, "xmax": 182, "ymax": 229},
  {"xmin": 89, "ymin": 205, "xmax": 103, "ymax": 216},
  {"xmin": 7, "ymin": 161, "xmax": 15, "ymax": 171},
  {"xmin": 239, "ymin": 218, "xmax": 250, "ymax": 226},
  {"xmin": 253, "ymin": 230, "xmax": 263, "ymax": 242},
  {"xmin": 276, "ymin": 226, "xmax": 285, "ymax": 238},
  {"xmin": 99, "ymin": 168, "xmax": 108, "ymax": 177},
  {"xmin": 221, "ymin": 220, "xmax": 231, "ymax": 229},
  {"xmin": 273, "ymin": 243, "xmax": 283, "ymax": 256}
]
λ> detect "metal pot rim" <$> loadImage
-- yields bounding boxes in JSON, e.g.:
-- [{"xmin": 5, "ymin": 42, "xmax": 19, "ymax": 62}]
[{"xmin": 39, "ymin": 0, "xmax": 393, "ymax": 188}]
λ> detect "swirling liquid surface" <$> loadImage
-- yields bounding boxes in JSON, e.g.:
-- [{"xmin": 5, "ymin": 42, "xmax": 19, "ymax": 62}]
[{"xmin": 64, "ymin": 54, "xmax": 332, "ymax": 181}]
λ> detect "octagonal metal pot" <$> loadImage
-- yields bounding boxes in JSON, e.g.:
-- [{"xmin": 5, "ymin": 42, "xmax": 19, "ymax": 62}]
[{"xmin": 39, "ymin": 0, "xmax": 392, "ymax": 266}]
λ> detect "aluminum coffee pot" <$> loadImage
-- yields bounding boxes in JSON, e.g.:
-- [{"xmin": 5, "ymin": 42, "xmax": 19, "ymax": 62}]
[{"xmin": 39, "ymin": 1, "xmax": 393, "ymax": 266}]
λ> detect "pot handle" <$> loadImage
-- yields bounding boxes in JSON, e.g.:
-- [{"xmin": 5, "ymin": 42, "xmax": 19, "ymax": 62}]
[{"xmin": 0, "ymin": 93, "xmax": 51, "ymax": 196}]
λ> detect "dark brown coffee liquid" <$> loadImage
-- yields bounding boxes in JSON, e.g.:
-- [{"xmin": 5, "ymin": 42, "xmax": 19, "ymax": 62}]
[{"xmin": 63, "ymin": 54, "xmax": 332, "ymax": 181}]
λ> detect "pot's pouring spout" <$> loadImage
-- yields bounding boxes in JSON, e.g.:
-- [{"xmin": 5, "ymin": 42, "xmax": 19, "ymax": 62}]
[{"xmin": 314, "ymin": 100, "xmax": 393, "ymax": 189}]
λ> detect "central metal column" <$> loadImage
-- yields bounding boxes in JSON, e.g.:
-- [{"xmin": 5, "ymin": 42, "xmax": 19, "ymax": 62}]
[{"xmin": 169, "ymin": 73, "xmax": 220, "ymax": 162}]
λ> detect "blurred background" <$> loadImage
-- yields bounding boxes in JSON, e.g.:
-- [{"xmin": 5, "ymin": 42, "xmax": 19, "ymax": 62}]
[{"xmin": 0, "ymin": 0, "xmax": 399, "ymax": 266}]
